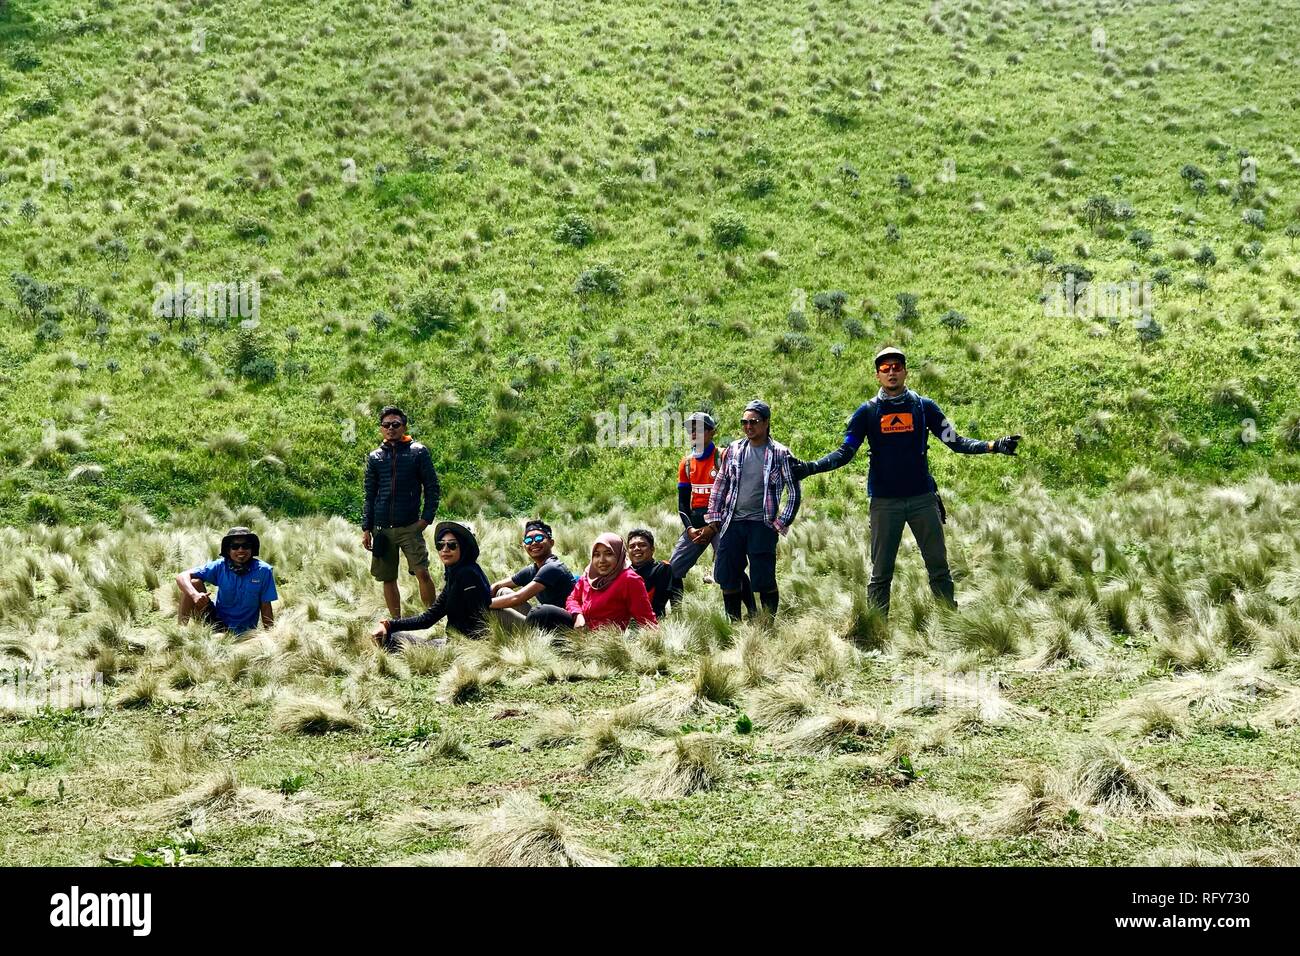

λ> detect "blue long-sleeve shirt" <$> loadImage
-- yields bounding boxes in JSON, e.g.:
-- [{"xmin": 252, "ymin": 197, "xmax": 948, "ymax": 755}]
[{"xmin": 806, "ymin": 389, "xmax": 991, "ymax": 498}]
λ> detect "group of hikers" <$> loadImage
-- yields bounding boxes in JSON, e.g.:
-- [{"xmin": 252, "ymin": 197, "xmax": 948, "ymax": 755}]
[{"xmin": 177, "ymin": 347, "xmax": 1022, "ymax": 646}]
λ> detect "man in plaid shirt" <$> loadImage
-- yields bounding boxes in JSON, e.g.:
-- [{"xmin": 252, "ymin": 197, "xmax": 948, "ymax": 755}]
[{"xmin": 690, "ymin": 400, "xmax": 801, "ymax": 621}]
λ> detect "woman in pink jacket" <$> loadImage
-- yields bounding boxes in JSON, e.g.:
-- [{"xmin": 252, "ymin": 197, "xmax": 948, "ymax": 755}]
[{"xmin": 566, "ymin": 532, "xmax": 658, "ymax": 631}]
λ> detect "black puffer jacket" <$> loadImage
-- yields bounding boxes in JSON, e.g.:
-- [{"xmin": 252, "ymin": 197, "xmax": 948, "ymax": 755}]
[{"xmin": 362, "ymin": 438, "xmax": 440, "ymax": 531}]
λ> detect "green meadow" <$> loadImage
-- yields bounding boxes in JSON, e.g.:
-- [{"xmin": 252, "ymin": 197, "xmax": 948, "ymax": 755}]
[
  {"xmin": 2, "ymin": 0, "xmax": 1300, "ymax": 865},
  {"xmin": 1, "ymin": 0, "xmax": 1298, "ymax": 523}
]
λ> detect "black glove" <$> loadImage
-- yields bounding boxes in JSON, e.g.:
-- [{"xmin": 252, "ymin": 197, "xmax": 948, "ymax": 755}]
[
  {"xmin": 993, "ymin": 435, "xmax": 1022, "ymax": 455},
  {"xmin": 790, "ymin": 457, "xmax": 813, "ymax": 481}
]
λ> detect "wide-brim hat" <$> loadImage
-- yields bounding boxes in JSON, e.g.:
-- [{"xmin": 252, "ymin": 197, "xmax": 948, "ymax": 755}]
[{"xmin": 220, "ymin": 526, "xmax": 260, "ymax": 557}]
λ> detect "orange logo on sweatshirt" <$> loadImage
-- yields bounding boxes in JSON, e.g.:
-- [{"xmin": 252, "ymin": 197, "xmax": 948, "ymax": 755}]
[{"xmin": 881, "ymin": 412, "xmax": 914, "ymax": 434}]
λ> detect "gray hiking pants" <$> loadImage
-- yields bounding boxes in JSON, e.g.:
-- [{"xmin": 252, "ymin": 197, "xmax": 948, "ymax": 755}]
[{"xmin": 868, "ymin": 493, "xmax": 956, "ymax": 615}]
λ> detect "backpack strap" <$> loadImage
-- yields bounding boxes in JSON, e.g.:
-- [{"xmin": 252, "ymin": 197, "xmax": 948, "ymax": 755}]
[{"xmin": 916, "ymin": 393, "xmax": 928, "ymax": 458}]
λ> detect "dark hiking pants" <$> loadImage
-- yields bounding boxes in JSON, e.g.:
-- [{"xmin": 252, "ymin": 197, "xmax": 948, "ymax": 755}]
[{"xmin": 868, "ymin": 493, "xmax": 956, "ymax": 615}]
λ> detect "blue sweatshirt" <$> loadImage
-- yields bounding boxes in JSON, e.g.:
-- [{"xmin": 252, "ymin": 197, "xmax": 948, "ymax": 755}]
[{"xmin": 807, "ymin": 389, "xmax": 992, "ymax": 498}]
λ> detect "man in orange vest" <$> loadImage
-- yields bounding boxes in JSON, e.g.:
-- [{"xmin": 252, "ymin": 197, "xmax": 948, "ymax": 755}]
[{"xmin": 667, "ymin": 411, "xmax": 756, "ymax": 615}]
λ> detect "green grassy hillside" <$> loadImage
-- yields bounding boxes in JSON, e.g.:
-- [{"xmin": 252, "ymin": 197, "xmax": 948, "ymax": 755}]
[{"xmin": 2, "ymin": 0, "xmax": 1299, "ymax": 526}]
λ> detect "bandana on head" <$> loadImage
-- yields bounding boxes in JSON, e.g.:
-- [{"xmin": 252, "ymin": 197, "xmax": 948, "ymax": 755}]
[{"xmin": 584, "ymin": 532, "xmax": 628, "ymax": 591}]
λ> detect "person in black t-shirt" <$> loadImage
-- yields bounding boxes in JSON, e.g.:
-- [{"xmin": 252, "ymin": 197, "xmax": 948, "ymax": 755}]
[
  {"xmin": 626, "ymin": 528, "xmax": 674, "ymax": 619},
  {"xmin": 488, "ymin": 519, "xmax": 577, "ymax": 631}
]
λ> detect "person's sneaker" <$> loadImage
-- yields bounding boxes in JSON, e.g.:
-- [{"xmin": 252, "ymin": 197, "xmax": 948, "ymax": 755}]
[{"xmin": 703, "ymin": 573, "xmax": 714, "ymax": 585}]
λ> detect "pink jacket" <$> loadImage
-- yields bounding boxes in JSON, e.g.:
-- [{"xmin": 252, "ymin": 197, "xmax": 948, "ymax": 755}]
[{"xmin": 566, "ymin": 567, "xmax": 658, "ymax": 630}]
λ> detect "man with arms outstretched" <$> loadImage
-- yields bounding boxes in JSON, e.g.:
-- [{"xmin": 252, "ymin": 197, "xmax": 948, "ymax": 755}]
[{"xmin": 791, "ymin": 347, "xmax": 1021, "ymax": 616}]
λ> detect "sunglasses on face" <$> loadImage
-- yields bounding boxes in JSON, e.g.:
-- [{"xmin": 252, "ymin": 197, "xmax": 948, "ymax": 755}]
[
  {"xmin": 522, "ymin": 534, "xmax": 548, "ymax": 545},
  {"xmin": 740, "ymin": 418, "xmax": 763, "ymax": 427},
  {"xmin": 380, "ymin": 421, "xmax": 404, "ymax": 429},
  {"xmin": 877, "ymin": 363, "xmax": 904, "ymax": 373},
  {"xmin": 435, "ymin": 540, "xmax": 459, "ymax": 551},
  {"xmin": 229, "ymin": 543, "xmax": 252, "ymax": 551}
]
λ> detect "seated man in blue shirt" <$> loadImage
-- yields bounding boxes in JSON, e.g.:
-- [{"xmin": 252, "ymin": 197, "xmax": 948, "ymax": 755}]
[{"xmin": 175, "ymin": 526, "xmax": 279, "ymax": 635}]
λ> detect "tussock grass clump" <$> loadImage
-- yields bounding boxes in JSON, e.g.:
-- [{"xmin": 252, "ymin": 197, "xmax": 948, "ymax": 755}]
[
  {"xmin": 778, "ymin": 706, "xmax": 891, "ymax": 756},
  {"xmin": 143, "ymin": 727, "xmax": 211, "ymax": 769},
  {"xmin": 1261, "ymin": 688, "xmax": 1300, "ymax": 727},
  {"xmin": 379, "ymin": 807, "xmax": 464, "ymax": 846},
  {"xmin": 117, "ymin": 671, "xmax": 166, "ymax": 709},
  {"xmin": 487, "ymin": 632, "xmax": 561, "ymax": 675},
  {"xmin": 747, "ymin": 680, "xmax": 818, "ymax": 731},
  {"xmin": 1260, "ymin": 613, "xmax": 1300, "ymax": 669},
  {"xmin": 1101, "ymin": 697, "xmax": 1186, "ymax": 740},
  {"xmin": 272, "ymin": 694, "xmax": 362, "ymax": 734},
  {"xmin": 420, "ymin": 729, "xmax": 469, "ymax": 762},
  {"xmin": 401, "ymin": 641, "xmax": 455, "ymax": 676},
  {"xmin": 622, "ymin": 678, "xmax": 727, "ymax": 724},
  {"xmin": 691, "ymin": 654, "xmax": 740, "ymax": 706},
  {"xmin": 1019, "ymin": 620, "xmax": 1104, "ymax": 670},
  {"xmin": 983, "ymin": 767, "xmax": 1096, "ymax": 838},
  {"xmin": 438, "ymin": 661, "xmax": 501, "ymax": 705},
  {"xmin": 862, "ymin": 793, "xmax": 977, "ymax": 840},
  {"xmin": 1146, "ymin": 845, "xmax": 1248, "ymax": 867},
  {"xmin": 1151, "ymin": 603, "xmax": 1227, "ymax": 671},
  {"xmin": 288, "ymin": 637, "xmax": 349, "ymax": 677},
  {"xmin": 529, "ymin": 708, "xmax": 581, "ymax": 748},
  {"xmin": 579, "ymin": 716, "xmax": 634, "ymax": 769},
  {"xmin": 843, "ymin": 591, "xmax": 889, "ymax": 650},
  {"xmin": 734, "ymin": 629, "xmax": 776, "ymax": 687},
  {"xmin": 895, "ymin": 672, "xmax": 1038, "ymax": 723},
  {"xmin": 570, "ymin": 630, "xmax": 637, "ymax": 673},
  {"xmin": 942, "ymin": 606, "xmax": 1023, "ymax": 657},
  {"xmin": 1136, "ymin": 663, "xmax": 1291, "ymax": 717},
  {"xmin": 1099, "ymin": 580, "xmax": 1142, "ymax": 635},
  {"xmin": 466, "ymin": 793, "xmax": 614, "ymax": 867},
  {"xmin": 624, "ymin": 734, "xmax": 725, "ymax": 800},
  {"xmin": 152, "ymin": 768, "xmax": 304, "ymax": 825},
  {"xmin": 1067, "ymin": 743, "xmax": 1179, "ymax": 818}
]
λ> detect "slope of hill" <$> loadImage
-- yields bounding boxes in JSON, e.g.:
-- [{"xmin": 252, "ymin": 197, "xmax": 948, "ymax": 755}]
[{"xmin": 2, "ymin": 0, "xmax": 1299, "ymax": 527}]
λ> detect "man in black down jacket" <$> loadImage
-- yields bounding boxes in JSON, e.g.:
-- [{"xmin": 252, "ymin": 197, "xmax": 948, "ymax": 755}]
[{"xmin": 362, "ymin": 405, "xmax": 441, "ymax": 617}]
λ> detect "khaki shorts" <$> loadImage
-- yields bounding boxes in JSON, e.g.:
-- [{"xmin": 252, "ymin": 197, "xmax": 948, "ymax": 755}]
[{"xmin": 370, "ymin": 522, "xmax": 429, "ymax": 582}]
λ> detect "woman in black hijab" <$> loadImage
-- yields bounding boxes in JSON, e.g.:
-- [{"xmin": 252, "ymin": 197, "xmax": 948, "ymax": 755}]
[{"xmin": 370, "ymin": 521, "xmax": 491, "ymax": 649}]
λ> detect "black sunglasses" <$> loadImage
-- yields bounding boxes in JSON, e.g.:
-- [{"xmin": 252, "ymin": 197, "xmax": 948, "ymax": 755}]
[
  {"xmin": 435, "ymin": 540, "xmax": 459, "ymax": 551},
  {"xmin": 522, "ymin": 534, "xmax": 548, "ymax": 545},
  {"xmin": 380, "ymin": 420, "xmax": 404, "ymax": 429},
  {"xmin": 228, "ymin": 542, "xmax": 252, "ymax": 550},
  {"xmin": 740, "ymin": 418, "xmax": 763, "ymax": 427}
]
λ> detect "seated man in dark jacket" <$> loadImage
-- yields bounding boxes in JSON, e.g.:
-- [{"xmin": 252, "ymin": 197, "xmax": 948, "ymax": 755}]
[
  {"xmin": 370, "ymin": 521, "xmax": 490, "ymax": 650},
  {"xmin": 627, "ymin": 527, "xmax": 673, "ymax": 619},
  {"xmin": 361, "ymin": 405, "xmax": 441, "ymax": 619}
]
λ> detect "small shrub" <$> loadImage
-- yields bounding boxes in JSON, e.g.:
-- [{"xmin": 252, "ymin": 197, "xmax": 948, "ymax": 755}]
[
  {"xmin": 709, "ymin": 213, "xmax": 747, "ymax": 249},
  {"xmin": 573, "ymin": 263, "xmax": 624, "ymax": 299},
  {"xmin": 773, "ymin": 332, "xmax": 813, "ymax": 355},
  {"xmin": 813, "ymin": 290, "xmax": 848, "ymax": 321},
  {"xmin": 408, "ymin": 287, "xmax": 456, "ymax": 336},
  {"xmin": 26, "ymin": 493, "xmax": 67, "ymax": 525},
  {"xmin": 553, "ymin": 213, "xmax": 594, "ymax": 248},
  {"xmin": 895, "ymin": 292, "xmax": 920, "ymax": 324}
]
